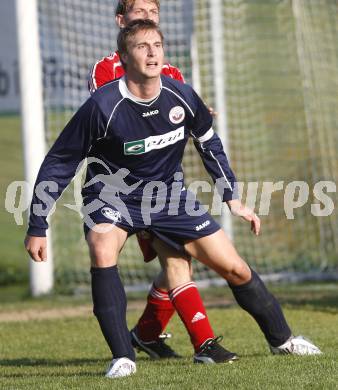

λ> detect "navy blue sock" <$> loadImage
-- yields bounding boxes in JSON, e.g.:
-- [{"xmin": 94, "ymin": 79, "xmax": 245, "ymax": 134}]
[
  {"xmin": 229, "ymin": 269, "xmax": 292, "ymax": 347},
  {"xmin": 91, "ymin": 265, "xmax": 135, "ymax": 361}
]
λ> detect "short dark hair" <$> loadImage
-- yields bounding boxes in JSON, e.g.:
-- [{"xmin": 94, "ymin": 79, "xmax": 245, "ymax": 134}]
[
  {"xmin": 115, "ymin": 0, "xmax": 160, "ymax": 17},
  {"xmin": 117, "ymin": 19, "xmax": 164, "ymax": 60}
]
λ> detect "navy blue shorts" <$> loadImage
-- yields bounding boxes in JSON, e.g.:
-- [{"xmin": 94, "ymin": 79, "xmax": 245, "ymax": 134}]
[{"xmin": 82, "ymin": 190, "xmax": 220, "ymax": 252}]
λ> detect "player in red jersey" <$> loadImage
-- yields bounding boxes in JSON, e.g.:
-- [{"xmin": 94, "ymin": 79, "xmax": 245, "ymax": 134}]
[
  {"xmin": 89, "ymin": 51, "xmax": 184, "ymax": 94},
  {"xmin": 87, "ymin": 0, "xmax": 235, "ymax": 364},
  {"xmin": 88, "ymin": 1, "xmax": 184, "ymax": 94}
]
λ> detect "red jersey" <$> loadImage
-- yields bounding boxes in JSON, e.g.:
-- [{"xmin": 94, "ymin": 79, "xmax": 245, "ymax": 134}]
[{"xmin": 88, "ymin": 51, "xmax": 185, "ymax": 94}]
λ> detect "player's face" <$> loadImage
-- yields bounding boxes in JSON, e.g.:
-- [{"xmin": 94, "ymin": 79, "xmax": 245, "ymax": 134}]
[
  {"xmin": 123, "ymin": 29, "xmax": 164, "ymax": 80},
  {"xmin": 116, "ymin": 0, "xmax": 160, "ymax": 28}
]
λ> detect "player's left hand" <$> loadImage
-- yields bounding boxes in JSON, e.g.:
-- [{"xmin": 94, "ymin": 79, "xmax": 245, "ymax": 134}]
[
  {"xmin": 226, "ymin": 199, "xmax": 261, "ymax": 236},
  {"xmin": 208, "ymin": 106, "xmax": 218, "ymax": 117}
]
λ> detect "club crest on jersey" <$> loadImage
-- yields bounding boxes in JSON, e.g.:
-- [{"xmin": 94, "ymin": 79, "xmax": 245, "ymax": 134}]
[
  {"xmin": 101, "ymin": 207, "xmax": 122, "ymax": 223},
  {"xmin": 142, "ymin": 109, "xmax": 159, "ymax": 118},
  {"xmin": 169, "ymin": 106, "xmax": 185, "ymax": 124},
  {"xmin": 124, "ymin": 126, "xmax": 185, "ymax": 155}
]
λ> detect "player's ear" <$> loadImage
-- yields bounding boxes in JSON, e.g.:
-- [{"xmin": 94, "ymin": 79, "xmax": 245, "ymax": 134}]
[{"xmin": 116, "ymin": 14, "xmax": 126, "ymax": 28}]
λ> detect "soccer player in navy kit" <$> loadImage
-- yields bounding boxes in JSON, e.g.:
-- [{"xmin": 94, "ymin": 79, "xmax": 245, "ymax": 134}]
[
  {"xmin": 25, "ymin": 20, "xmax": 321, "ymax": 378},
  {"xmin": 88, "ymin": 0, "xmax": 228, "ymax": 363}
]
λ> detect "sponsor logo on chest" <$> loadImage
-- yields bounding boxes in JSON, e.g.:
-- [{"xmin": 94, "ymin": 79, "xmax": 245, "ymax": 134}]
[
  {"xmin": 124, "ymin": 126, "xmax": 185, "ymax": 155},
  {"xmin": 142, "ymin": 109, "xmax": 159, "ymax": 118}
]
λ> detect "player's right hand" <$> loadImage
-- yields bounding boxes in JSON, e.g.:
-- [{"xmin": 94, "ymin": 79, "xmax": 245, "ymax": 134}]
[{"xmin": 24, "ymin": 235, "xmax": 47, "ymax": 262}]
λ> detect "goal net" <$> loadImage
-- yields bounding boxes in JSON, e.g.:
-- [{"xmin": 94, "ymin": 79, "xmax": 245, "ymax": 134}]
[{"xmin": 35, "ymin": 0, "xmax": 338, "ymax": 292}]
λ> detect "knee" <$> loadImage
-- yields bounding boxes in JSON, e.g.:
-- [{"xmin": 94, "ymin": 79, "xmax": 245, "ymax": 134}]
[
  {"xmin": 162, "ymin": 257, "xmax": 191, "ymax": 275},
  {"xmin": 160, "ymin": 257, "xmax": 192, "ymax": 289},
  {"xmin": 224, "ymin": 260, "xmax": 251, "ymax": 286},
  {"xmin": 86, "ymin": 227, "xmax": 125, "ymax": 267},
  {"xmin": 88, "ymin": 242, "xmax": 117, "ymax": 267}
]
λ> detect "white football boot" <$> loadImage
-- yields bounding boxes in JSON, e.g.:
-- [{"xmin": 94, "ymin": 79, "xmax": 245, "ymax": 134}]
[
  {"xmin": 270, "ymin": 335, "xmax": 322, "ymax": 355},
  {"xmin": 105, "ymin": 357, "xmax": 136, "ymax": 378}
]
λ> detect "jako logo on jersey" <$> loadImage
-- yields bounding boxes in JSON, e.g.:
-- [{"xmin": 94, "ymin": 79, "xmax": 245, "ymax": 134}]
[
  {"xmin": 142, "ymin": 109, "xmax": 159, "ymax": 118},
  {"xmin": 195, "ymin": 220, "xmax": 210, "ymax": 231},
  {"xmin": 124, "ymin": 126, "xmax": 184, "ymax": 155},
  {"xmin": 169, "ymin": 106, "xmax": 185, "ymax": 124},
  {"xmin": 101, "ymin": 207, "xmax": 122, "ymax": 223}
]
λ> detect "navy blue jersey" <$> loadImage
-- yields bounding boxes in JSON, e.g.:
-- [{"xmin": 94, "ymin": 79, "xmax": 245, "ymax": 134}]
[{"xmin": 28, "ymin": 76, "xmax": 237, "ymax": 236}]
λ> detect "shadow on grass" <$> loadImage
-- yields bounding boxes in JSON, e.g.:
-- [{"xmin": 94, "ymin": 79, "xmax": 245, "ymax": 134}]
[
  {"xmin": 0, "ymin": 357, "xmax": 104, "ymax": 367},
  {"xmin": 0, "ymin": 356, "xmax": 189, "ymax": 368},
  {"xmin": 0, "ymin": 371, "xmax": 104, "ymax": 379},
  {"xmin": 0, "ymin": 356, "xmax": 194, "ymax": 379}
]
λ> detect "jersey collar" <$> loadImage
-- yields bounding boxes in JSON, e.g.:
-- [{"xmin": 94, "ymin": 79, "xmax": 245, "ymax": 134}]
[{"xmin": 119, "ymin": 76, "xmax": 162, "ymax": 106}]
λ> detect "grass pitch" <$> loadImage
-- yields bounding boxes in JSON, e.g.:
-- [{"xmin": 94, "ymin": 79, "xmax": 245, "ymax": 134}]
[{"xmin": 0, "ymin": 284, "xmax": 337, "ymax": 389}]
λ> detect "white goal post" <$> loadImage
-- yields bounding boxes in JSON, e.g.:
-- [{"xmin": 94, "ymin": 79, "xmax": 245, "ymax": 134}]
[
  {"xmin": 16, "ymin": 0, "xmax": 54, "ymax": 296},
  {"xmin": 210, "ymin": 0, "xmax": 233, "ymax": 238}
]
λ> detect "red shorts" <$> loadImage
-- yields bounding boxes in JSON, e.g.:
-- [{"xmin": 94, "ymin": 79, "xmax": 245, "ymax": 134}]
[{"xmin": 136, "ymin": 231, "xmax": 157, "ymax": 262}]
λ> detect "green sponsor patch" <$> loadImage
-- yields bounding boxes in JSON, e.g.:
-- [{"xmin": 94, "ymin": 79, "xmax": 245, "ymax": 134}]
[
  {"xmin": 124, "ymin": 127, "xmax": 185, "ymax": 155},
  {"xmin": 124, "ymin": 140, "xmax": 145, "ymax": 155}
]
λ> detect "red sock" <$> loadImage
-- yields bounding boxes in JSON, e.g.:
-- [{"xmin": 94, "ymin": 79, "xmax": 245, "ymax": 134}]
[
  {"xmin": 169, "ymin": 282, "xmax": 214, "ymax": 352},
  {"xmin": 135, "ymin": 284, "xmax": 176, "ymax": 342}
]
